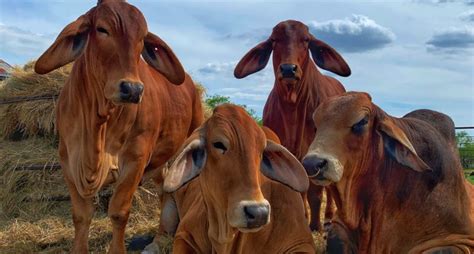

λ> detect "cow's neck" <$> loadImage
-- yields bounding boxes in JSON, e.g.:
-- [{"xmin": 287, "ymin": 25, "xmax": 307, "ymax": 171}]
[
  {"xmin": 64, "ymin": 58, "xmax": 123, "ymax": 197},
  {"xmin": 264, "ymin": 61, "xmax": 321, "ymax": 158},
  {"xmin": 199, "ymin": 182, "xmax": 237, "ymax": 253},
  {"xmin": 331, "ymin": 146, "xmax": 386, "ymax": 252}
]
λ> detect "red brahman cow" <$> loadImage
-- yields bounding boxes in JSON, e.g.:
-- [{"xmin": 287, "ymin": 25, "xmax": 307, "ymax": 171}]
[
  {"xmin": 34, "ymin": 0, "xmax": 203, "ymax": 252},
  {"xmin": 302, "ymin": 92, "xmax": 474, "ymax": 253},
  {"xmin": 234, "ymin": 19, "xmax": 351, "ymax": 231},
  {"xmin": 162, "ymin": 104, "xmax": 315, "ymax": 253}
]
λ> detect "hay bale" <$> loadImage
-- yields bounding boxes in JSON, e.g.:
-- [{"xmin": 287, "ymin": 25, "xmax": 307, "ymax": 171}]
[
  {"xmin": 0, "ymin": 136, "xmax": 170, "ymax": 252},
  {"xmin": 0, "ymin": 61, "xmax": 71, "ymax": 140}
]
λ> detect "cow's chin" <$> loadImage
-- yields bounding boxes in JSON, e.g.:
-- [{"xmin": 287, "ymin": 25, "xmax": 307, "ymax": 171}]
[
  {"xmin": 236, "ymin": 226, "xmax": 265, "ymax": 233},
  {"xmin": 310, "ymin": 178, "xmax": 333, "ymax": 186},
  {"xmin": 279, "ymin": 77, "xmax": 299, "ymax": 87}
]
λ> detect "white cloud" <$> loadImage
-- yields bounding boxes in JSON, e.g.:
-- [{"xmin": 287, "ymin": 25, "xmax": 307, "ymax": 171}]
[
  {"xmin": 459, "ymin": 10, "xmax": 474, "ymax": 22},
  {"xmin": 426, "ymin": 26, "xmax": 474, "ymax": 52},
  {"xmin": 0, "ymin": 24, "xmax": 53, "ymax": 60},
  {"xmin": 308, "ymin": 15, "xmax": 396, "ymax": 53}
]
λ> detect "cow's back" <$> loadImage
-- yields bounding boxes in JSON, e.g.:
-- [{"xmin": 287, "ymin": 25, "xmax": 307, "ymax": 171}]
[
  {"xmin": 139, "ymin": 61, "xmax": 203, "ymax": 174},
  {"xmin": 378, "ymin": 116, "xmax": 474, "ymax": 251},
  {"xmin": 404, "ymin": 109, "xmax": 456, "ymax": 146}
]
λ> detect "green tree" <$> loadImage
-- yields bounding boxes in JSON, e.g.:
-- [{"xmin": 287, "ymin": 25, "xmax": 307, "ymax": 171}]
[
  {"xmin": 205, "ymin": 94, "xmax": 263, "ymax": 125},
  {"xmin": 456, "ymin": 131, "xmax": 474, "ymax": 170}
]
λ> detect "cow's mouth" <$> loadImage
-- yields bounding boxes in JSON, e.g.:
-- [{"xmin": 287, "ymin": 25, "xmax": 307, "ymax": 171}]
[
  {"xmin": 279, "ymin": 77, "xmax": 300, "ymax": 86},
  {"xmin": 310, "ymin": 178, "xmax": 332, "ymax": 186},
  {"xmin": 237, "ymin": 226, "xmax": 265, "ymax": 233}
]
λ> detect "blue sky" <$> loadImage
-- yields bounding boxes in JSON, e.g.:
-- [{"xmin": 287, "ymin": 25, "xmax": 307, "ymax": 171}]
[{"xmin": 0, "ymin": 0, "xmax": 473, "ymax": 129}]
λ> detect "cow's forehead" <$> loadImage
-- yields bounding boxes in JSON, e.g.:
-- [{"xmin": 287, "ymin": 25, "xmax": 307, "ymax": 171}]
[
  {"xmin": 208, "ymin": 105, "xmax": 265, "ymax": 147},
  {"xmin": 315, "ymin": 92, "xmax": 373, "ymax": 123},
  {"xmin": 93, "ymin": 2, "xmax": 147, "ymax": 35},
  {"xmin": 272, "ymin": 20, "xmax": 309, "ymax": 37}
]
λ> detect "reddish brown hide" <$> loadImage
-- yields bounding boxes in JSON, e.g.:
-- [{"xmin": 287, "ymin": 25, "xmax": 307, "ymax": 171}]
[
  {"xmin": 162, "ymin": 104, "xmax": 315, "ymax": 253},
  {"xmin": 234, "ymin": 19, "xmax": 351, "ymax": 231},
  {"xmin": 34, "ymin": 0, "xmax": 203, "ymax": 253},
  {"xmin": 303, "ymin": 92, "xmax": 474, "ymax": 253}
]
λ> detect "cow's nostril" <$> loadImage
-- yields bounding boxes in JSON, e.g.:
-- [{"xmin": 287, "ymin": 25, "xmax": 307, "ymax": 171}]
[
  {"xmin": 244, "ymin": 206, "xmax": 256, "ymax": 220},
  {"xmin": 120, "ymin": 82, "xmax": 132, "ymax": 99}
]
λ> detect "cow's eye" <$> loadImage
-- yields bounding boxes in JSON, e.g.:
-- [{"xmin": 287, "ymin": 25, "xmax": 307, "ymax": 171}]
[
  {"xmin": 351, "ymin": 116, "xmax": 368, "ymax": 135},
  {"xmin": 96, "ymin": 27, "xmax": 109, "ymax": 35},
  {"xmin": 303, "ymin": 37, "xmax": 310, "ymax": 42},
  {"xmin": 213, "ymin": 142, "xmax": 227, "ymax": 154}
]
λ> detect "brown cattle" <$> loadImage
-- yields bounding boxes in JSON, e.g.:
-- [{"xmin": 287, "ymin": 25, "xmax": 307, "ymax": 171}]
[
  {"xmin": 162, "ymin": 104, "xmax": 315, "ymax": 253},
  {"xmin": 34, "ymin": 0, "xmax": 203, "ymax": 252},
  {"xmin": 234, "ymin": 19, "xmax": 351, "ymax": 231},
  {"xmin": 302, "ymin": 92, "xmax": 474, "ymax": 253}
]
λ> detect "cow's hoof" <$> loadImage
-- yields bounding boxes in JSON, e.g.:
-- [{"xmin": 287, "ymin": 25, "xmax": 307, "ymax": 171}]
[
  {"xmin": 127, "ymin": 234, "xmax": 155, "ymax": 251},
  {"xmin": 142, "ymin": 242, "xmax": 162, "ymax": 254}
]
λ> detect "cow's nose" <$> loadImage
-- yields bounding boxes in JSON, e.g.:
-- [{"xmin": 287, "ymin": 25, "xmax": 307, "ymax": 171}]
[
  {"xmin": 302, "ymin": 155, "xmax": 327, "ymax": 179},
  {"xmin": 243, "ymin": 204, "xmax": 269, "ymax": 229},
  {"xmin": 279, "ymin": 64, "xmax": 297, "ymax": 78},
  {"xmin": 119, "ymin": 81, "xmax": 144, "ymax": 103}
]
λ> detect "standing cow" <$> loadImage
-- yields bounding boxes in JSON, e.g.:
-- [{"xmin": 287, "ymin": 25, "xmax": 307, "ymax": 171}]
[
  {"xmin": 34, "ymin": 0, "xmax": 203, "ymax": 253},
  {"xmin": 302, "ymin": 92, "xmax": 474, "ymax": 253},
  {"xmin": 234, "ymin": 20, "xmax": 351, "ymax": 231}
]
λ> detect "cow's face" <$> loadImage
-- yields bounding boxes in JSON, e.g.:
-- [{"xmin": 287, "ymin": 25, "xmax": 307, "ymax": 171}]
[
  {"xmin": 270, "ymin": 21, "xmax": 311, "ymax": 86},
  {"xmin": 164, "ymin": 105, "xmax": 308, "ymax": 233},
  {"xmin": 89, "ymin": 2, "xmax": 147, "ymax": 104},
  {"xmin": 302, "ymin": 92, "xmax": 430, "ymax": 186},
  {"xmin": 35, "ymin": 0, "xmax": 185, "ymax": 105},
  {"xmin": 235, "ymin": 20, "xmax": 351, "ymax": 97}
]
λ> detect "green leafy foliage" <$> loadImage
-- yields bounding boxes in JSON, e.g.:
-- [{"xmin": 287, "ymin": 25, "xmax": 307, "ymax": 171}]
[
  {"xmin": 205, "ymin": 94, "xmax": 263, "ymax": 125},
  {"xmin": 456, "ymin": 131, "xmax": 474, "ymax": 176}
]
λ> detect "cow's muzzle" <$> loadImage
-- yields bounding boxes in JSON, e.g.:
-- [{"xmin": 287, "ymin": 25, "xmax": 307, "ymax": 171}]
[
  {"xmin": 243, "ymin": 203, "xmax": 270, "ymax": 229},
  {"xmin": 279, "ymin": 63, "xmax": 297, "ymax": 79},
  {"xmin": 119, "ymin": 81, "xmax": 144, "ymax": 103},
  {"xmin": 302, "ymin": 155, "xmax": 327, "ymax": 180}
]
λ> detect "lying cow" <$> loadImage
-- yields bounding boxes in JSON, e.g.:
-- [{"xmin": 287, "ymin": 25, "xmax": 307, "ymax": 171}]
[
  {"xmin": 234, "ymin": 20, "xmax": 352, "ymax": 231},
  {"xmin": 302, "ymin": 92, "xmax": 474, "ymax": 253},
  {"xmin": 163, "ymin": 104, "xmax": 316, "ymax": 253},
  {"xmin": 34, "ymin": 0, "xmax": 203, "ymax": 252}
]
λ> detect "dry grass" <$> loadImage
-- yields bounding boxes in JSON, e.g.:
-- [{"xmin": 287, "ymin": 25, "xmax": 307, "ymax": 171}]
[{"xmin": 0, "ymin": 61, "xmax": 70, "ymax": 139}]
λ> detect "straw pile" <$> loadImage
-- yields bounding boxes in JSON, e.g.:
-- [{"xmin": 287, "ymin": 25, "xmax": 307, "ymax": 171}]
[{"xmin": 0, "ymin": 61, "xmax": 68, "ymax": 140}]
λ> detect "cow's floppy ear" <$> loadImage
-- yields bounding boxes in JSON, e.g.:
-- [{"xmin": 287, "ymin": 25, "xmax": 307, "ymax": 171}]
[
  {"xmin": 261, "ymin": 140, "xmax": 309, "ymax": 193},
  {"xmin": 35, "ymin": 15, "xmax": 90, "ymax": 74},
  {"xmin": 309, "ymin": 36, "xmax": 351, "ymax": 77},
  {"xmin": 163, "ymin": 134, "xmax": 207, "ymax": 192},
  {"xmin": 234, "ymin": 39, "xmax": 273, "ymax": 79},
  {"xmin": 378, "ymin": 118, "xmax": 431, "ymax": 172},
  {"xmin": 142, "ymin": 32, "xmax": 186, "ymax": 85}
]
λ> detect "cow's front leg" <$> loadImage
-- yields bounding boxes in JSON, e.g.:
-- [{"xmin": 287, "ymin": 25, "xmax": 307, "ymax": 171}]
[
  {"xmin": 308, "ymin": 183, "xmax": 323, "ymax": 231},
  {"xmin": 107, "ymin": 151, "xmax": 148, "ymax": 254},
  {"xmin": 64, "ymin": 174, "xmax": 95, "ymax": 254}
]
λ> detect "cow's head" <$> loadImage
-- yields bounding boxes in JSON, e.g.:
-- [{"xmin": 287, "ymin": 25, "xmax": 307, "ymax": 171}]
[
  {"xmin": 302, "ymin": 92, "xmax": 431, "ymax": 186},
  {"xmin": 234, "ymin": 20, "xmax": 350, "ymax": 89},
  {"xmin": 164, "ymin": 104, "xmax": 308, "ymax": 235},
  {"xmin": 35, "ymin": 0, "xmax": 185, "ymax": 104}
]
